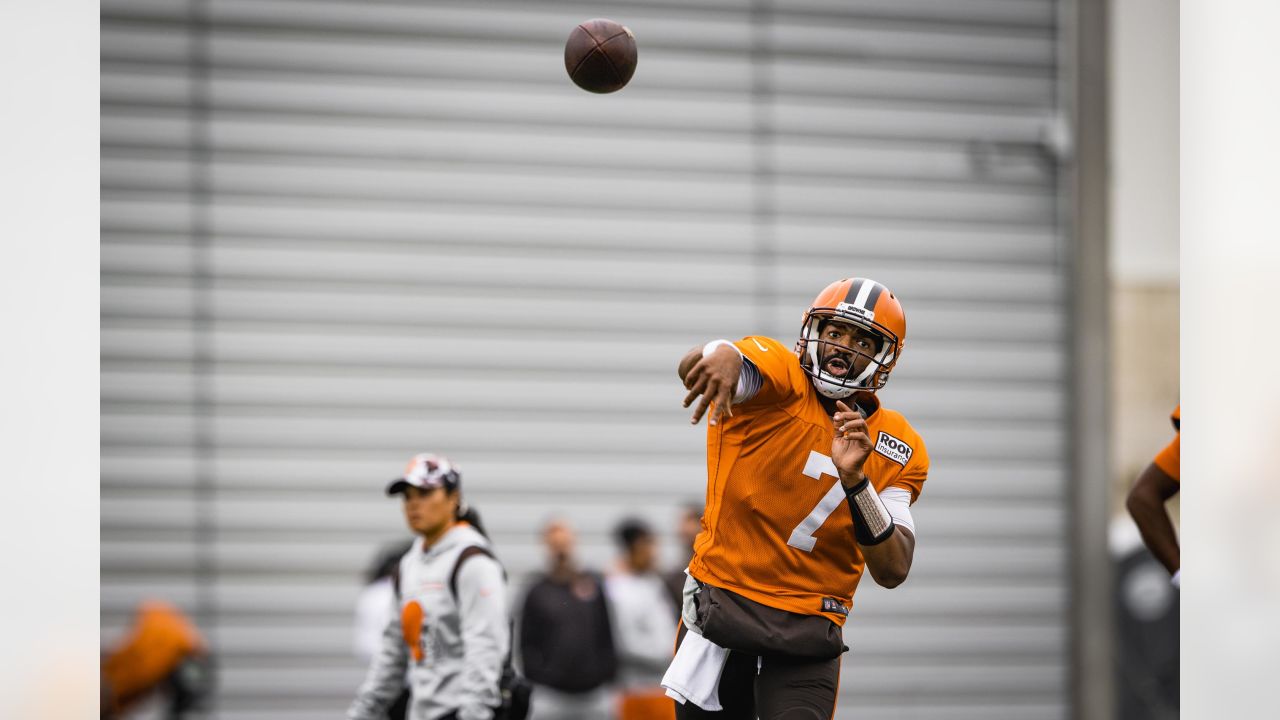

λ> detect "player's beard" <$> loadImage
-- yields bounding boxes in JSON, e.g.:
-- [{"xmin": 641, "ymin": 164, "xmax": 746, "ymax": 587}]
[
  {"xmin": 822, "ymin": 352, "xmax": 853, "ymax": 379},
  {"xmin": 818, "ymin": 342, "xmax": 865, "ymax": 381}
]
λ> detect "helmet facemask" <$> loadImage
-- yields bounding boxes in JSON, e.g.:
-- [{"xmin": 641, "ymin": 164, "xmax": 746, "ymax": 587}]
[{"xmin": 797, "ymin": 311, "xmax": 899, "ymax": 398}]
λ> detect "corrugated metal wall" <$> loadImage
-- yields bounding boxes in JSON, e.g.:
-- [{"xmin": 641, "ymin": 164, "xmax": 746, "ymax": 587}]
[{"xmin": 101, "ymin": 1, "xmax": 1069, "ymax": 718}]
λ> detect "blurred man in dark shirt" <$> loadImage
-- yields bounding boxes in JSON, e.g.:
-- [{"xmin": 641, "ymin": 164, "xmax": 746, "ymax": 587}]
[{"xmin": 519, "ymin": 518, "xmax": 618, "ymax": 720}]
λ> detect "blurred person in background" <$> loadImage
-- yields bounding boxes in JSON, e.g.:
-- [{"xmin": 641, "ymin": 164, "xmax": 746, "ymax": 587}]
[
  {"xmin": 354, "ymin": 539, "xmax": 416, "ymax": 720},
  {"xmin": 606, "ymin": 517, "xmax": 678, "ymax": 720},
  {"xmin": 1126, "ymin": 405, "xmax": 1181, "ymax": 587},
  {"xmin": 663, "ymin": 277, "xmax": 929, "ymax": 719},
  {"xmin": 101, "ymin": 600, "xmax": 213, "ymax": 719},
  {"xmin": 348, "ymin": 453, "xmax": 516, "ymax": 720},
  {"xmin": 663, "ymin": 504, "xmax": 703, "ymax": 611},
  {"xmin": 518, "ymin": 518, "xmax": 618, "ymax": 720},
  {"xmin": 1115, "ymin": 404, "xmax": 1181, "ymax": 718}
]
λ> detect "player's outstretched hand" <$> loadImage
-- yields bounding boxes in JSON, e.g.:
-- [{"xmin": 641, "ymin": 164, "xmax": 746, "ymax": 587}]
[
  {"xmin": 683, "ymin": 345, "xmax": 741, "ymax": 426},
  {"xmin": 832, "ymin": 400, "xmax": 873, "ymax": 484}
]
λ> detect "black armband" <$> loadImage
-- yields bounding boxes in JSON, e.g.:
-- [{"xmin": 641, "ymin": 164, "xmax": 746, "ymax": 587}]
[{"xmin": 845, "ymin": 475, "xmax": 896, "ymax": 546}]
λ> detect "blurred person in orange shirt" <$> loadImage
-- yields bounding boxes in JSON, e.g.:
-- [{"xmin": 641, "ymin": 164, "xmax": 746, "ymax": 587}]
[
  {"xmin": 101, "ymin": 600, "xmax": 213, "ymax": 719},
  {"xmin": 1126, "ymin": 405, "xmax": 1182, "ymax": 587}
]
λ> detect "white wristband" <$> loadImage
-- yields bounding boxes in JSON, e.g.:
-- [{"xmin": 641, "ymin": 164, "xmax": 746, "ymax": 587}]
[
  {"xmin": 702, "ymin": 339, "xmax": 741, "ymax": 358},
  {"xmin": 1171, "ymin": 569, "xmax": 1180, "ymax": 588}
]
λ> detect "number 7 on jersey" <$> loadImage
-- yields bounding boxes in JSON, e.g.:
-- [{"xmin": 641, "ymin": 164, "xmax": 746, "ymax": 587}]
[{"xmin": 786, "ymin": 451, "xmax": 848, "ymax": 552}]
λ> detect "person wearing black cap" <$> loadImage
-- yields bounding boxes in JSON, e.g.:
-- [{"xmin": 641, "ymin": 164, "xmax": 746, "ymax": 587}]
[{"xmin": 348, "ymin": 454, "xmax": 511, "ymax": 720}]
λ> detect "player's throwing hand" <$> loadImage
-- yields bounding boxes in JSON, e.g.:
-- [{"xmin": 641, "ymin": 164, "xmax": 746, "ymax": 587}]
[
  {"xmin": 832, "ymin": 400, "xmax": 873, "ymax": 484},
  {"xmin": 682, "ymin": 344, "xmax": 742, "ymax": 426}
]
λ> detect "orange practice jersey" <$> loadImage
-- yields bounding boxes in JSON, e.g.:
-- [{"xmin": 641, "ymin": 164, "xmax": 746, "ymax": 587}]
[
  {"xmin": 1152, "ymin": 405, "xmax": 1180, "ymax": 481},
  {"xmin": 687, "ymin": 336, "xmax": 929, "ymax": 626}
]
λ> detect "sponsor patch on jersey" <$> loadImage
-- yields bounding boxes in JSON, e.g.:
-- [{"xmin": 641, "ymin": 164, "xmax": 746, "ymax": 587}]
[
  {"xmin": 821, "ymin": 597, "xmax": 850, "ymax": 616},
  {"xmin": 875, "ymin": 431, "xmax": 913, "ymax": 466}
]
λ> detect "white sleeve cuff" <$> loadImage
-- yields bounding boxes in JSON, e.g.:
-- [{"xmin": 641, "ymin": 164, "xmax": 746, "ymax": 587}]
[
  {"xmin": 702, "ymin": 340, "xmax": 761, "ymax": 404},
  {"xmin": 702, "ymin": 339, "xmax": 741, "ymax": 358},
  {"xmin": 880, "ymin": 486, "xmax": 915, "ymax": 535}
]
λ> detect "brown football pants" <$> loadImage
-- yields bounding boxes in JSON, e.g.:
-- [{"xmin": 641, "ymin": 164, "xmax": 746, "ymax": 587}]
[{"xmin": 672, "ymin": 624, "xmax": 841, "ymax": 720}]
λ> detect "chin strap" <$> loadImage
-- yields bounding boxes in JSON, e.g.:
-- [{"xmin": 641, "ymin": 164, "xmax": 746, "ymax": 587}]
[
  {"xmin": 845, "ymin": 475, "xmax": 896, "ymax": 546},
  {"xmin": 815, "ymin": 378, "xmax": 857, "ymax": 399}
]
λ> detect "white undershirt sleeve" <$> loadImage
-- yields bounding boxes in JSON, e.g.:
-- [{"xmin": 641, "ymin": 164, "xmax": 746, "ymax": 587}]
[
  {"xmin": 734, "ymin": 357, "xmax": 762, "ymax": 404},
  {"xmin": 879, "ymin": 486, "xmax": 916, "ymax": 536}
]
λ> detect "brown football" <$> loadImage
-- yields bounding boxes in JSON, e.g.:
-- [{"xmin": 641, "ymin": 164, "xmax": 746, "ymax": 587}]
[{"xmin": 564, "ymin": 19, "xmax": 637, "ymax": 94}]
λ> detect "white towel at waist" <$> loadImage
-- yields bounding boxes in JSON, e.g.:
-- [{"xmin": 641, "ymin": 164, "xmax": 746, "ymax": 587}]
[{"xmin": 661, "ymin": 627, "xmax": 730, "ymax": 712}]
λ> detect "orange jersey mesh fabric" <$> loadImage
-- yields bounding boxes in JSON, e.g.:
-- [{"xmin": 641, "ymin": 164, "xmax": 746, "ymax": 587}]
[
  {"xmin": 1152, "ymin": 405, "xmax": 1181, "ymax": 481},
  {"xmin": 686, "ymin": 336, "xmax": 929, "ymax": 626}
]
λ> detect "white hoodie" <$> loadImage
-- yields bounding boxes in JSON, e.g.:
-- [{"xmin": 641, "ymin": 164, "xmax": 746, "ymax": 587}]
[{"xmin": 348, "ymin": 523, "xmax": 509, "ymax": 720}]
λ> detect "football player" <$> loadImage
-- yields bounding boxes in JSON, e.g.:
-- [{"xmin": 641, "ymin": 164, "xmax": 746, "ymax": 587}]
[
  {"xmin": 661, "ymin": 277, "xmax": 928, "ymax": 719},
  {"xmin": 1125, "ymin": 405, "xmax": 1181, "ymax": 587}
]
